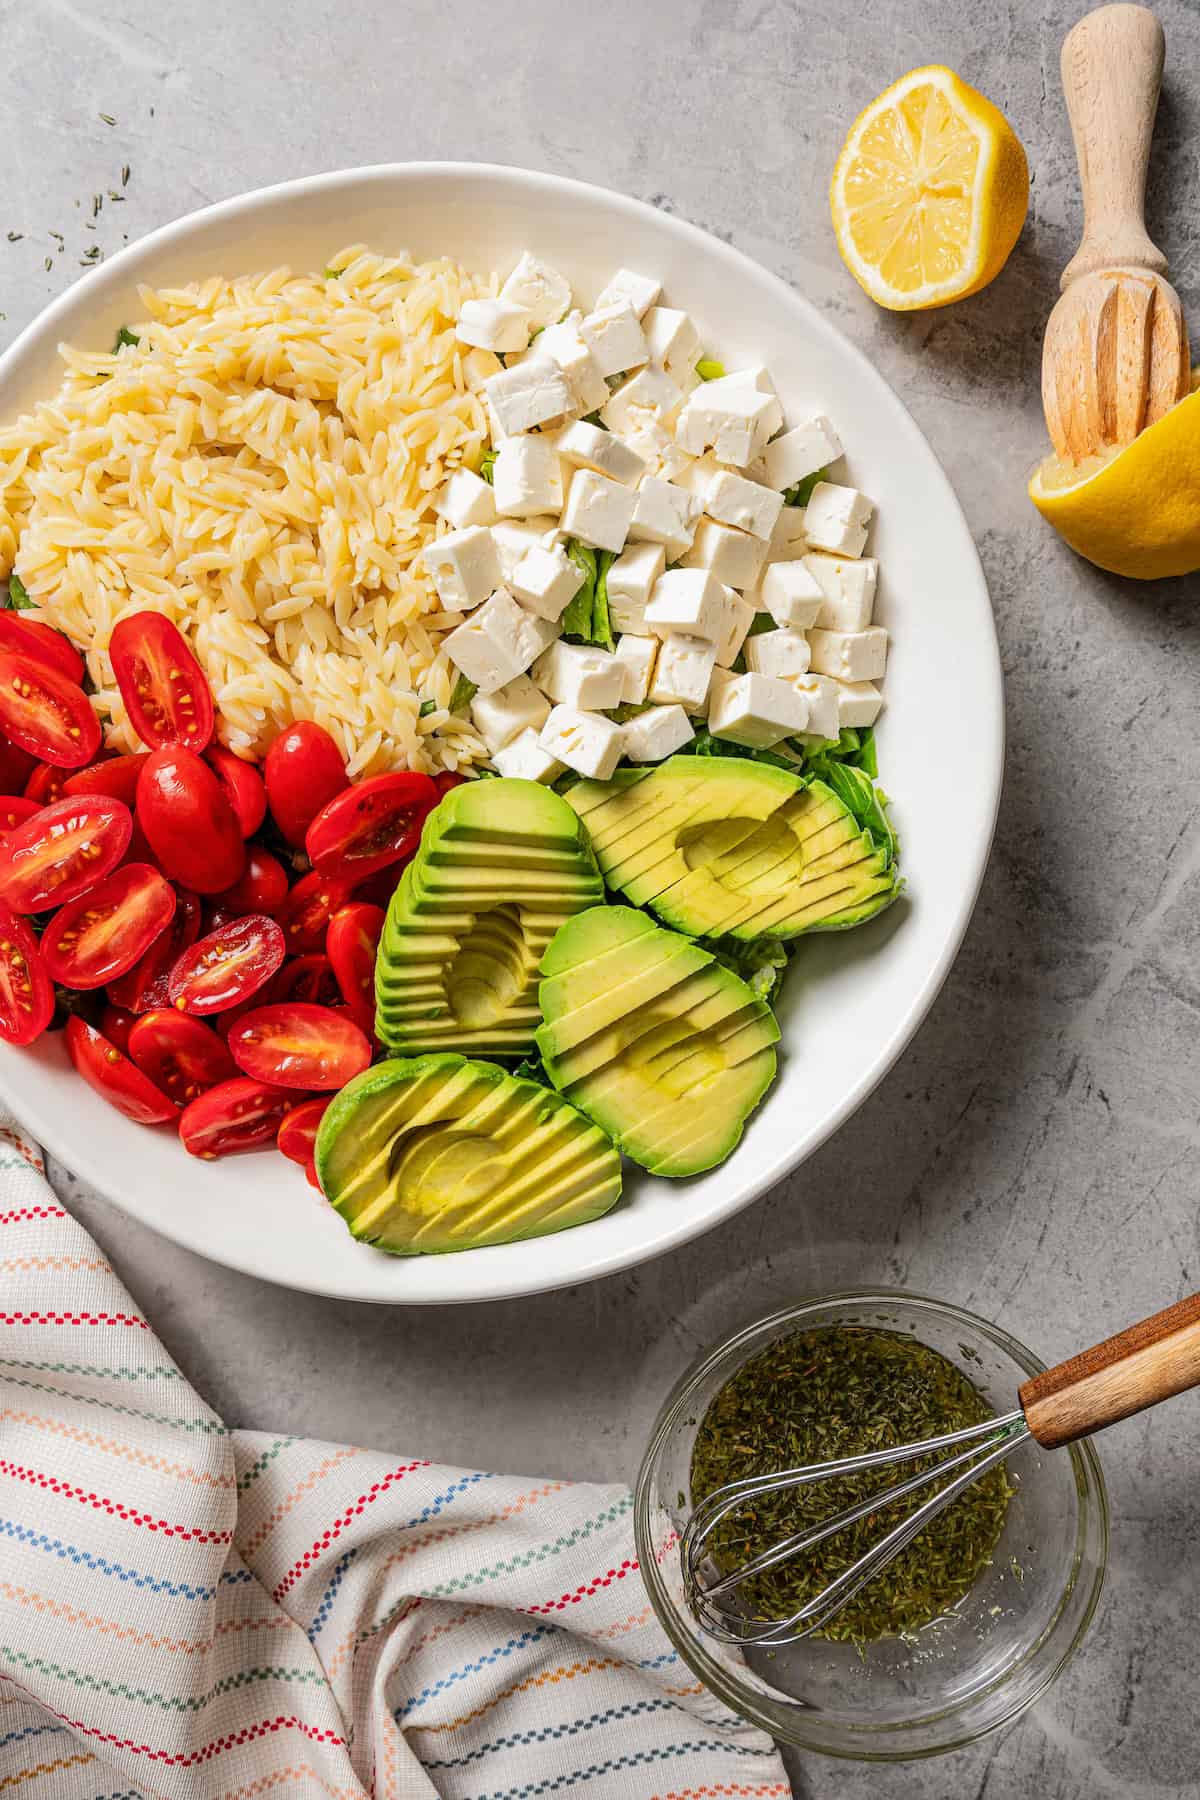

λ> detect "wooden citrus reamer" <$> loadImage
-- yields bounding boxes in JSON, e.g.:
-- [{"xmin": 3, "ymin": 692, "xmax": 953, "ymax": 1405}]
[{"xmin": 1042, "ymin": 3, "xmax": 1190, "ymax": 463}]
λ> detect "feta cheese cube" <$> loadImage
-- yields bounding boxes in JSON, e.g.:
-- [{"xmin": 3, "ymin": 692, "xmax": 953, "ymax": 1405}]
[
  {"xmin": 606, "ymin": 541, "xmax": 666, "ymax": 633},
  {"xmin": 422, "ymin": 526, "xmax": 501, "ymax": 609},
  {"xmin": 538, "ymin": 705, "xmax": 623, "ymax": 780},
  {"xmin": 499, "ymin": 252, "xmax": 573, "ymax": 328},
  {"xmin": 629, "ymin": 477, "xmax": 702, "ymax": 554},
  {"xmin": 675, "ymin": 369, "xmax": 783, "ymax": 466},
  {"xmin": 803, "ymin": 481, "xmax": 874, "ymax": 557},
  {"xmin": 445, "ymin": 587, "xmax": 551, "ymax": 693},
  {"xmin": 793, "ymin": 673, "xmax": 841, "ymax": 740},
  {"xmin": 560, "ymin": 469, "xmax": 637, "ymax": 553},
  {"xmin": 759, "ymin": 560, "xmax": 824, "ymax": 629},
  {"xmin": 594, "ymin": 268, "xmax": 662, "ymax": 319},
  {"xmin": 490, "ymin": 518, "xmax": 558, "ymax": 583},
  {"xmin": 613, "ymin": 633, "xmax": 658, "ymax": 703},
  {"xmin": 492, "ymin": 435, "xmax": 563, "ymax": 519},
  {"xmin": 509, "ymin": 542, "xmax": 585, "ymax": 621},
  {"xmin": 533, "ymin": 640, "xmax": 625, "ymax": 710},
  {"xmin": 714, "ymin": 588, "xmax": 755, "ymax": 667},
  {"xmin": 768, "ymin": 503, "xmax": 809, "ymax": 556},
  {"xmin": 579, "ymin": 303, "xmax": 648, "ymax": 378},
  {"xmin": 622, "ymin": 703, "xmax": 695, "ymax": 762},
  {"xmin": 834, "ymin": 679, "xmax": 883, "ymax": 728},
  {"xmin": 484, "ymin": 358, "xmax": 574, "ymax": 436},
  {"xmin": 491, "ymin": 726, "xmax": 563, "ymax": 783},
  {"xmin": 601, "ymin": 366, "xmax": 684, "ymax": 435},
  {"xmin": 644, "ymin": 568, "xmax": 728, "ymax": 641},
  {"xmin": 709, "ymin": 672, "xmax": 810, "ymax": 748},
  {"xmin": 682, "ymin": 519, "xmax": 766, "ymax": 591},
  {"xmin": 470, "ymin": 673, "xmax": 551, "ymax": 752},
  {"xmin": 621, "ymin": 419, "xmax": 694, "ymax": 482},
  {"xmin": 744, "ymin": 626, "xmax": 811, "ymax": 680},
  {"xmin": 642, "ymin": 306, "xmax": 701, "ymax": 376},
  {"xmin": 435, "ymin": 467, "xmax": 498, "ymax": 530},
  {"xmin": 802, "ymin": 553, "xmax": 878, "ymax": 632},
  {"xmin": 554, "ymin": 420, "xmax": 645, "ymax": 486},
  {"xmin": 760, "ymin": 415, "xmax": 844, "ymax": 491},
  {"xmin": 648, "ymin": 631, "xmax": 717, "ymax": 710},
  {"xmin": 535, "ymin": 315, "xmax": 609, "ymax": 415},
  {"xmin": 455, "ymin": 297, "xmax": 532, "ymax": 354},
  {"xmin": 703, "ymin": 470, "xmax": 784, "ymax": 541},
  {"xmin": 808, "ymin": 626, "xmax": 888, "ymax": 682}
]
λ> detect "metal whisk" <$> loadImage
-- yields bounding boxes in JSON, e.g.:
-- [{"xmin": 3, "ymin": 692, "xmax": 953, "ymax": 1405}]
[{"xmin": 683, "ymin": 1292, "xmax": 1200, "ymax": 1647}]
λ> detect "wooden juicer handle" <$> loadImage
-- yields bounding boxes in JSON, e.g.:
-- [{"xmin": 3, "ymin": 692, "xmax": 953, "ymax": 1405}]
[{"xmin": 1020, "ymin": 1293, "xmax": 1200, "ymax": 1448}]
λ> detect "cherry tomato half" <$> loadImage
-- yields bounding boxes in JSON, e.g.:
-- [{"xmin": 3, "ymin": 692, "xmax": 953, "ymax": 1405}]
[
  {"xmin": 24, "ymin": 763, "xmax": 67, "ymax": 807},
  {"xmin": 179, "ymin": 1076, "xmax": 296, "ymax": 1158},
  {"xmin": 0, "ymin": 900, "xmax": 54, "ymax": 1044},
  {"xmin": 41, "ymin": 864, "xmax": 176, "ymax": 990},
  {"xmin": 0, "ymin": 794, "xmax": 132, "ymax": 914},
  {"xmin": 109, "ymin": 612, "xmax": 214, "ymax": 753},
  {"xmin": 136, "ymin": 747, "xmax": 245, "ymax": 894},
  {"xmin": 267, "ymin": 953, "xmax": 340, "ymax": 1006},
  {"xmin": 107, "ymin": 888, "xmax": 200, "ymax": 1013},
  {"xmin": 305, "ymin": 772, "xmax": 437, "ymax": 880},
  {"xmin": 212, "ymin": 846, "xmax": 289, "ymax": 917},
  {"xmin": 0, "ymin": 796, "xmax": 40, "ymax": 847},
  {"xmin": 0, "ymin": 612, "xmax": 84, "ymax": 685},
  {"xmin": 264, "ymin": 721, "xmax": 347, "ymax": 847},
  {"xmin": 227, "ymin": 1002, "xmax": 371, "ymax": 1090},
  {"xmin": 64, "ymin": 753, "xmax": 148, "ymax": 806},
  {"xmin": 277, "ymin": 1095, "xmax": 331, "ymax": 1167},
  {"xmin": 99, "ymin": 1002, "xmax": 137, "ymax": 1055},
  {"xmin": 0, "ymin": 650, "xmax": 100, "ymax": 768},
  {"xmin": 65, "ymin": 1015, "xmax": 176, "ymax": 1125},
  {"xmin": 0, "ymin": 736, "xmax": 36, "ymax": 795},
  {"xmin": 167, "ymin": 913, "xmax": 285, "ymax": 1015},
  {"xmin": 127, "ymin": 1009, "xmax": 237, "ymax": 1106},
  {"xmin": 206, "ymin": 746, "xmax": 266, "ymax": 838},
  {"xmin": 326, "ymin": 902, "xmax": 384, "ymax": 1034},
  {"xmin": 276, "ymin": 871, "xmax": 355, "ymax": 954}
]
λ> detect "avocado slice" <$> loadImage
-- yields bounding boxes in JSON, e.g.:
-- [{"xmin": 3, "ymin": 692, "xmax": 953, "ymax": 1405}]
[
  {"xmin": 315, "ymin": 1053, "xmax": 622, "ymax": 1255},
  {"xmin": 536, "ymin": 905, "xmax": 779, "ymax": 1178},
  {"xmin": 566, "ymin": 756, "xmax": 897, "ymax": 940},
  {"xmin": 375, "ymin": 778, "xmax": 605, "ymax": 1056}
]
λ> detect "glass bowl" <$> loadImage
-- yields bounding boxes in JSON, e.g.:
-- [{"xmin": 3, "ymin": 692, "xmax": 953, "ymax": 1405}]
[{"xmin": 634, "ymin": 1290, "xmax": 1108, "ymax": 1760}]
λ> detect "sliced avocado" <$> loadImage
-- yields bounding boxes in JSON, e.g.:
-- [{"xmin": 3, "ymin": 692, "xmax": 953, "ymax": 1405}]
[
  {"xmin": 566, "ymin": 756, "xmax": 898, "ymax": 940},
  {"xmin": 375, "ymin": 778, "xmax": 605, "ymax": 1056},
  {"xmin": 535, "ymin": 905, "xmax": 778, "ymax": 1178},
  {"xmin": 315, "ymin": 1052, "xmax": 622, "ymax": 1255}
]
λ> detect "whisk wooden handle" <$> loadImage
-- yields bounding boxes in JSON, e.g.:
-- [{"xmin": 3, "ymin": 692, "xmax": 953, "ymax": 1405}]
[
  {"xmin": 1020, "ymin": 1292, "xmax": 1200, "ymax": 1448},
  {"xmin": 1059, "ymin": 3, "xmax": 1168, "ymax": 287}
]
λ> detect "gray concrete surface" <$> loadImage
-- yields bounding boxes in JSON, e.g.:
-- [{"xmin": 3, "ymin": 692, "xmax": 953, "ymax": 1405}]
[{"xmin": 5, "ymin": 0, "xmax": 1200, "ymax": 1793}]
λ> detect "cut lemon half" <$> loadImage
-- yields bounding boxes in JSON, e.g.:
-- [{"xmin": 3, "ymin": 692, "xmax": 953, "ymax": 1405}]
[{"xmin": 831, "ymin": 65, "xmax": 1029, "ymax": 311}]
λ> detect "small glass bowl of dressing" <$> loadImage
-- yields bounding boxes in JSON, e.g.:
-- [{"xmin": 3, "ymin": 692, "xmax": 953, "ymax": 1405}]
[{"xmin": 634, "ymin": 1290, "xmax": 1108, "ymax": 1760}]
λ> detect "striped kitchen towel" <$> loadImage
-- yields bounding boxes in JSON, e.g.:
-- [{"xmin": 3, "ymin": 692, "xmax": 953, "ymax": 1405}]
[{"xmin": 0, "ymin": 1114, "xmax": 789, "ymax": 1800}]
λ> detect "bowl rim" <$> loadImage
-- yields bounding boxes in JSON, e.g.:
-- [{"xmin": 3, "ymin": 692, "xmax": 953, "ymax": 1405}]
[{"xmin": 634, "ymin": 1287, "xmax": 1110, "ymax": 1760}]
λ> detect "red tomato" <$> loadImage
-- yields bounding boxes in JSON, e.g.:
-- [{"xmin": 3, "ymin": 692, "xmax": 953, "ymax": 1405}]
[
  {"xmin": 41, "ymin": 864, "xmax": 176, "ymax": 990},
  {"xmin": 64, "ymin": 1015, "xmax": 176, "ymax": 1125},
  {"xmin": 433, "ymin": 770, "xmax": 466, "ymax": 797},
  {"xmin": 136, "ymin": 747, "xmax": 245, "ymax": 894},
  {"xmin": 305, "ymin": 772, "xmax": 437, "ymax": 879},
  {"xmin": 227, "ymin": 1002, "xmax": 371, "ymax": 1090},
  {"xmin": 127, "ymin": 1009, "xmax": 237, "ymax": 1106},
  {"xmin": 0, "ymin": 900, "xmax": 54, "ymax": 1044},
  {"xmin": 99, "ymin": 1002, "xmax": 137, "ymax": 1055},
  {"xmin": 64, "ymin": 753, "xmax": 149, "ymax": 806},
  {"xmin": 264, "ymin": 721, "xmax": 347, "ymax": 847},
  {"xmin": 206, "ymin": 746, "xmax": 266, "ymax": 838},
  {"xmin": 277, "ymin": 1095, "xmax": 331, "ymax": 1167},
  {"xmin": 276, "ymin": 871, "xmax": 355, "ymax": 953},
  {"xmin": 0, "ymin": 794, "xmax": 132, "ymax": 913},
  {"xmin": 305, "ymin": 1159, "xmax": 322, "ymax": 1190},
  {"xmin": 211, "ymin": 846, "xmax": 289, "ymax": 917},
  {"xmin": 0, "ymin": 796, "xmax": 40, "ymax": 846},
  {"xmin": 0, "ymin": 612, "xmax": 84, "ymax": 684},
  {"xmin": 167, "ymin": 913, "xmax": 285, "ymax": 1015},
  {"xmin": 266, "ymin": 953, "xmax": 340, "ymax": 1006},
  {"xmin": 0, "ymin": 736, "xmax": 36, "ymax": 795},
  {"xmin": 107, "ymin": 888, "xmax": 200, "ymax": 1013},
  {"xmin": 0, "ymin": 650, "xmax": 100, "ymax": 767},
  {"xmin": 108, "ymin": 612, "xmax": 214, "ymax": 753},
  {"xmin": 326, "ymin": 902, "xmax": 384, "ymax": 1034},
  {"xmin": 179, "ymin": 1077, "xmax": 296, "ymax": 1158},
  {"xmin": 348, "ymin": 865, "xmax": 406, "ymax": 910},
  {"xmin": 24, "ymin": 762, "xmax": 68, "ymax": 807}
]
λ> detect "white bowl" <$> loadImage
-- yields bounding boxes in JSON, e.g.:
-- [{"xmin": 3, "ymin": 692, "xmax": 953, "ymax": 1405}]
[{"xmin": 0, "ymin": 163, "xmax": 1002, "ymax": 1305}]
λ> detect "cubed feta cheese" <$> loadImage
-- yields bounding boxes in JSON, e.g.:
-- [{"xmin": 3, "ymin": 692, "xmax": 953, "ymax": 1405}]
[
  {"xmin": 579, "ymin": 303, "xmax": 648, "ymax": 378},
  {"xmin": 538, "ymin": 705, "xmax": 624, "ymax": 780},
  {"xmin": 629, "ymin": 477, "xmax": 702, "ymax": 554},
  {"xmin": 648, "ymin": 631, "xmax": 717, "ymax": 710},
  {"xmin": 613, "ymin": 633, "xmax": 658, "ymax": 703},
  {"xmin": 622, "ymin": 703, "xmax": 695, "ymax": 762},
  {"xmin": 802, "ymin": 553, "xmax": 878, "ymax": 632},
  {"xmin": 793, "ymin": 673, "xmax": 841, "ymax": 740},
  {"xmin": 744, "ymin": 626, "xmax": 811, "ymax": 680},
  {"xmin": 803, "ymin": 482, "xmax": 874, "ymax": 557},
  {"xmin": 560, "ymin": 468, "xmax": 637, "ymax": 553},
  {"xmin": 445, "ymin": 587, "xmax": 551, "ymax": 693},
  {"xmin": 760, "ymin": 415, "xmax": 844, "ymax": 491},
  {"xmin": 834, "ymin": 679, "xmax": 883, "ymax": 728},
  {"xmin": 644, "ymin": 567, "xmax": 728, "ymax": 641},
  {"xmin": 435, "ymin": 467, "xmax": 498, "ymax": 530},
  {"xmin": 675, "ymin": 369, "xmax": 783, "ymax": 466},
  {"xmin": 682, "ymin": 519, "xmax": 766, "ymax": 591},
  {"xmin": 484, "ymin": 358, "xmax": 574, "ymax": 436},
  {"xmin": 621, "ymin": 419, "xmax": 694, "ymax": 482},
  {"xmin": 492, "ymin": 436, "xmax": 563, "ymax": 519},
  {"xmin": 714, "ymin": 588, "xmax": 756, "ymax": 667},
  {"xmin": 509, "ymin": 542, "xmax": 585, "ymax": 620},
  {"xmin": 470, "ymin": 673, "xmax": 551, "ymax": 752},
  {"xmin": 708, "ymin": 672, "xmax": 810, "ymax": 748},
  {"xmin": 594, "ymin": 268, "xmax": 662, "ymax": 318},
  {"xmin": 808, "ymin": 626, "xmax": 888, "ymax": 682},
  {"xmin": 535, "ymin": 315, "xmax": 609, "ymax": 415},
  {"xmin": 642, "ymin": 306, "xmax": 701, "ymax": 376},
  {"xmin": 759, "ymin": 560, "xmax": 824, "ymax": 629},
  {"xmin": 768, "ymin": 503, "xmax": 809, "ymax": 557},
  {"xmin": 606, "ymin": 541, "xmax": 666, "ymax": 632},
  {"xmin": 703, "ymin": 469, "xmax": 784, "ymax": 541},
  {"xmin": 455, "ymin": 297, "xmax": 532, "ymax": 354},
  {"xmin": 499, "ymin": 252, "xmax": 573, "ymax": 328},
  {"xmin": 554, "ymin": 420, "xmax": 646, "ymax": 485},
  {"xmin": 490, "ymin": 518, "xmax": 558, "ymax": 583},
  {"xmin": 491, "ymin": 726, "xmax": 564, "ymax": 783},
  {"xmin": 422, "ymin": 526, "xmax": 501, "ymax": 609},
  {"xmin": 600, "ymin": 365, "xmax": 684, "ymax": 435},
  {"xmin": 533, "ymin": 640, "xmax": 625, "ymax": 710}
]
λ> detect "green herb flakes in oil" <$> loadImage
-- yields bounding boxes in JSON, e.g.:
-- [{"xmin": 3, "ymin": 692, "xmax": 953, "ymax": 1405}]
[{"xmin": 689, "ymin": 1326, "xmax": 1012, "ymax": 1644}]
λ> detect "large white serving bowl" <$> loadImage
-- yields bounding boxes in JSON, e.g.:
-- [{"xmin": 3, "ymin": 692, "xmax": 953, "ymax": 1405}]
[{"xmin": 0, "ymin": 163, "xmax": 1002, "ymax": 1305}]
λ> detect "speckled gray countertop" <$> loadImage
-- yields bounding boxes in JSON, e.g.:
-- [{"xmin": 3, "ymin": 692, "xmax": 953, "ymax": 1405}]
[{"xmin": 5, "ymin": 1, "xmax": 1200, "ymax": 1794}]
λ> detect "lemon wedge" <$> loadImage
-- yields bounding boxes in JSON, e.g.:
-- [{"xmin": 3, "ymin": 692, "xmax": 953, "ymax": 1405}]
[{"xmin": 830, "ymin": 66, "xmax": 1029, "ymax": 311}]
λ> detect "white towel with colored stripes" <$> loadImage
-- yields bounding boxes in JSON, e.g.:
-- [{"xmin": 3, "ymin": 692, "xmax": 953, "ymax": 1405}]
[{"xmin": 0, "ymin": 1115, "xmax": 789, "ymax": 1799}]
